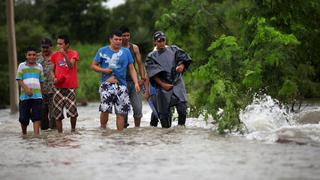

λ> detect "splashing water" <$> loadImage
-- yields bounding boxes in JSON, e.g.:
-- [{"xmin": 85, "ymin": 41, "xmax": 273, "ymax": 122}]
[
  {"xmin": 239, "ymin": 95, "xmax": 291, "ymax": 133},
  {"xmin": 239, "ymin": 95, "xmax": 320, "ymax": 145}
]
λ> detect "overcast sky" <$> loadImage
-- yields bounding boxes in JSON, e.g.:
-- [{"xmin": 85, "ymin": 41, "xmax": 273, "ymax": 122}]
[{"xmin": 103, "ymin": 0, "xmax": 126, "ymax": 9}]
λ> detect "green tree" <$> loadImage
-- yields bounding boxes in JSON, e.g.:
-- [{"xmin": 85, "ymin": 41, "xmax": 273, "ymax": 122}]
[{"xmin": 156, "ymin": 0, "xmax": 313, "ymax": 133}]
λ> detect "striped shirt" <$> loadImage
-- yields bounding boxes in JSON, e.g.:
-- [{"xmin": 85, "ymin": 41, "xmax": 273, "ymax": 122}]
[{"xmin": 16, "ymin": 62, "xmax": 45, "ymax": 101}]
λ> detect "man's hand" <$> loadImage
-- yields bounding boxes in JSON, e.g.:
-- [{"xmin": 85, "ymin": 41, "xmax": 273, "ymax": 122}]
[
  {"xmin": 144, "ymin": 90, "xmax": 150, "ymax": 100},
  {"xmin": 25, "ymin": 87, "xmax": 33, "ymax": 97},
  {"xmin": 107, "ymin": 75, "xmax": 118, "ymax": 84},
  {"xmin": 138, "ymin": 79, "xmax": 145, "ymax": 86},
  {"xmin": 176, "ymin": 63, "xmax": 185, "ymax": 73},
  {"xmin": 134, "ymin": 82, "xmax": 141, "ymax": 92},
  {"xmin": 103, "ymin": 68, "xmax": 113, "ymax": 74},
  {"xmin": 58, "ymin": 47, "xmax": 67, "ymax": 56},
  {"xmin": 161, "ymin": 83, "xmax": 174, "ymax": 91}
]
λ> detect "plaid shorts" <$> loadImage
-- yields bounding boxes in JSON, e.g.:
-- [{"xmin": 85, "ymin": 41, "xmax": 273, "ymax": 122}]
[
  {"xmin": 53, "ymin": 88, "xmax": 78, "ymax": 120},
  {"xmin": 99, "ymin": 82, "xmax": 131, "ymax": 115}
]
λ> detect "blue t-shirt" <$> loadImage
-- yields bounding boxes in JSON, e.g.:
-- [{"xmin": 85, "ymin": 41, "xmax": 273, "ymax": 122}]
[{"xmin": 94, "ymin": 46, "xmax": 134, "ymax": 86}]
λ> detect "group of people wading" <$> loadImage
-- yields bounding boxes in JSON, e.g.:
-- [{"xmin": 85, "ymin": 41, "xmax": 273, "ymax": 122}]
[{"xmin": 16, "ymin": 28, "xmax": 192, "ymax": 135}]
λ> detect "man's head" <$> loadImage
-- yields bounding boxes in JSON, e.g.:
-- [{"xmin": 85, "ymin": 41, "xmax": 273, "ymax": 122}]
[
  {"xmin": 25, "ymin": 46, "xmax": 37, "ymax": 65},
  {"xmin": 120, "ymin": 26, "xmax": 131, "ymax": 45},
  {"xmin": 109, "ymin": 29, "xmax": 123, "ymax": 50},
  {"xmin": 57, "ymin": 35, "xmax": 70, "ymax": 50},
  {"xmin": 40, "ymin": 37, "xmax": 52, "ymax": 55},
  {"xmin": 153, "ymin": 31, "xmax": 166, "ymax": 49}
]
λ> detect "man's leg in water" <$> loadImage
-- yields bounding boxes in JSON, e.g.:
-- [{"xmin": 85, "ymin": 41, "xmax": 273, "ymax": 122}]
[
  {"xmin": 100, "ymin": 112, "xmax": 109, "ymax": 129},
  {"xmin": 70, "ymin": 117, "xmax": 77, "ymax": 132},
  {"xmin": 176, "ymin": 102, "xmax": 187, "ymax": 126},
  {"xmin": 150, "ymin": 94, "xmax": 159, "ymax": 127},
  {"xmin": 126, "ymin": 81, "xmax": 142, "ymax": 127},
  {"xmin": 116, "ymin": 114, "xmax": 125, "ymax": 131}
]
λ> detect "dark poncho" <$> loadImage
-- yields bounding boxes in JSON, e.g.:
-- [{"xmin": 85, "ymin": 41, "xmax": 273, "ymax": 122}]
[{"xmin": 145, "ymin": 45, "xmax": 192, "ymax": 111}]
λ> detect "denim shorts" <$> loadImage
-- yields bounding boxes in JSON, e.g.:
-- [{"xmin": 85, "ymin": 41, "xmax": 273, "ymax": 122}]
[{"xmin": 19, "ymin": 99, "xmax": 42, "ymax": 125}]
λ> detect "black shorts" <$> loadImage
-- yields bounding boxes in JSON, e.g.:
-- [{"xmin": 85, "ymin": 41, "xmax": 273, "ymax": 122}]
[{"xmin": 19, "ymin": 99, "xmax": 42, "ymax": 126}]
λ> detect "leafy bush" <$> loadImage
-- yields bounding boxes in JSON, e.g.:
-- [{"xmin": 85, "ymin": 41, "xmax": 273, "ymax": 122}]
[{"xmin": 72, "ymin": 43, "xmax": 102, "ymax": 103}]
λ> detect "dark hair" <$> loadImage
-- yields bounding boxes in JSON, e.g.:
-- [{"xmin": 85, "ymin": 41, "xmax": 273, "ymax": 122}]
[
  {"xmin": 109, "ymin": 29, "xmax": 123, "ymax": 39},
  {"xmin": 25, "ymin": 46, "xmax": 36, "ymax": 53},
  {"xmin": 40, "ymin": 37, "xmax": 52, "ymax": 47},
  {"xmin": 119, "ymin": 26, "xmax": 130, "ymax": 33},
  {"xmin": 57, "ymin": 34, "xmax": 70, "ymax": 44}
]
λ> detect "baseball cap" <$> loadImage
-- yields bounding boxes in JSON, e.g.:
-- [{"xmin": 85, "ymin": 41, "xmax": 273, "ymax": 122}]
[
  {"xmin": 153, "ymin": 31, "xmax": 166, "ymax": 41},
  {"xmin": 40, "ymin": 38, "xmax": 52, "ymax": 48}
]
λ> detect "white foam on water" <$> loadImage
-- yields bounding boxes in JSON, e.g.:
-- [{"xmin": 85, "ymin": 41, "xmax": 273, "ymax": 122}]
[
  {"xmin": 239, "ymin": 95, "xmax": 320, "ymax": 144},
  {"xmin": 240, "ymin": 95, "xmax": 291, "ymax": 132}
]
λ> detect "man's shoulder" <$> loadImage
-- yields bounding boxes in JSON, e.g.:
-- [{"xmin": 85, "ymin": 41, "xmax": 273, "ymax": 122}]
[
  {"xmin": 50, "ymin": 51, "xmax": 61, "ymax": 58},
  {"xmin": 129, "ymin": 43, "xmax": 139, "ymax": 50},
  {"xmin": 120, "ymin": 47, "xmax": 131, "ymax": 54},
  {"xmin": 36, "ymin": 52, "xmax": 42, "ymax": 57},
  {"xmin": 98, "ymin": 46, "xmax": 109, "ymax": 52},
  {"xmin": 168, "ymin": 45, "xmax": 181, "ymax": 51},
  {"xmin": 147, "ymin": 50, "xmax": 157, "ymax": 58},
  {"xmin": 52, "ymin": 51, "xmax": 62, "ymax": 55},
  {"xmin": 68, "ymin": 49, "xmax": 79, "ymax": 55}
]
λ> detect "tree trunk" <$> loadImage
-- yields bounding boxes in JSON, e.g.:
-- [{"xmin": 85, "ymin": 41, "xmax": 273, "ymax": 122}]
[{"xmin": 6, "ymin": 0, "xmax": 18, "ymax": 113}]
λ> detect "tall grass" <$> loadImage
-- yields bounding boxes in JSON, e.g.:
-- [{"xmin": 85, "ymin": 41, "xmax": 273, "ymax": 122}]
[{"xmin": 72, "ymin": 43, "xmax": 103, "ymax": 104}]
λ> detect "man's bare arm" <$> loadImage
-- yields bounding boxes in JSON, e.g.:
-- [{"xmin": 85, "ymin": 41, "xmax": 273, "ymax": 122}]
[
  {"xmin": 129, "ymin": 63, "xmax": 140, "ymax": 92},
  {"xmin": 133, "ymin": 44, "xmax": 146, "ymax": 86},
  {"xmin": 90, "ymin": 61, "xmax": 113, "ymax": 74}
]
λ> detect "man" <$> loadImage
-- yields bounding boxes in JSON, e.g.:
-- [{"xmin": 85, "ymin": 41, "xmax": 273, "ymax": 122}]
[
  {"xmin": 49, "ymin": 35, "xmax": 79, "ymax": 133},
  {"xmin": 145, "ymin": 31, "xmax": 192, "ymax": 128},
  {"xmin": 91, "ymin": 29, "xmax": 140, "ymax": 131},
  {"xmin": 120, "ymin": 26, "xmax": 147, "ymax": 128},
  {"xmin": 37, "ymin": 38, "xmax": 55, "ymax": 130}
]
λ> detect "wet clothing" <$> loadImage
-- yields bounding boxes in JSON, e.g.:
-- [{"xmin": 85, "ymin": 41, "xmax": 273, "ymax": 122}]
[
  {"xmin": 145, "ymin": 45, "xmax": 191, "ymax": 128},
  {"xmin": 41, "ymin": 94, "xmax": 55, "ymax": 129},
  {"xmin": 52, "ymin": 88, "xmax": 78, "ymax": 120},
  {"xmin": 37, "ymin": 53, "xmax": 54, "ymax": 94},
  {"xmin": 50, "ymin": 49, "xmax": 79, "ymax": 121},
  {"xmin": 99, "ymin": 82, "xmax": 131, "ymax": 115},
  {"xmin": 93, "ymin": 46, "xmax": 134, "ymax": 86},
  {"xmin": 49, "ymin": 50, "xmax": 79, "ymax": 88},
  {"xmin": 37, "ymin": 53, "xmax": 55, "ymax": 129},
  {"xmin": 19, "ymin": 99, "xmax": 42, "ymax": 126},
  {"xmin": 125, "ymin": 81, "xmax": 142, "ymax": 119},
  {"xmin": 16, "ymin": 62, "xmax": 45, "ymax": 101},
  {"xmin": 123, "ymin": 43, "xmax": 143, "ymax": 127},
  {"xmin": 16, "ymin": 61, "xmax": 44, "ymax": 126},
  {"xmin": 93, "ymin": 46, "xmax": 134, "ymax": 115},
  {"xmin": 149, "ymin": 85, "xmax": 159, "ymax": 127}
]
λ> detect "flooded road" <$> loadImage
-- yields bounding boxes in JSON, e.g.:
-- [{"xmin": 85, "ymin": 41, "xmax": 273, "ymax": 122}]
[{"xmin": 1, "ymin": 102, "xmax": 320, "ymax": 180}]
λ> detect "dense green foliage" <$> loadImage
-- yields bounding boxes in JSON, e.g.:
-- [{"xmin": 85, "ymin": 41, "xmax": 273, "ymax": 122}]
[
  {"xmin": 1, "ymin": 0, "xmax": 320, "ymax": 133},
  {"xmin": 156, "ymin": 0, "xmax": 320, "ymax": 133},
  {"xmin": 72, "ymin": 43, "xmax": 102, "ymax": 103}
]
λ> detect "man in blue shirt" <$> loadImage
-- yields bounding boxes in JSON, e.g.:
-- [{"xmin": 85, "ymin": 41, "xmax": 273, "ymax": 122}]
[{"xmin": 91, "ymin": 29, "xmax": 140, "ymax": 131}]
